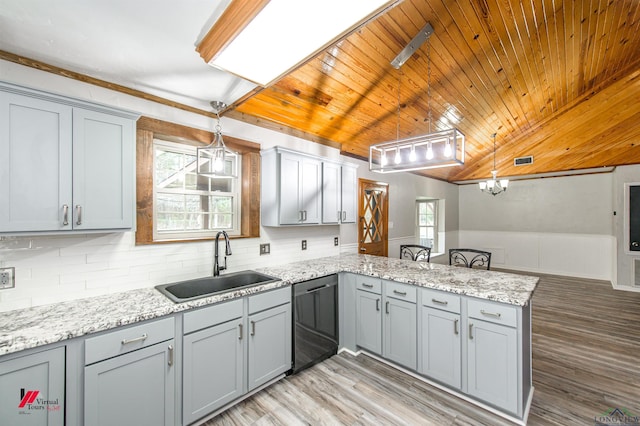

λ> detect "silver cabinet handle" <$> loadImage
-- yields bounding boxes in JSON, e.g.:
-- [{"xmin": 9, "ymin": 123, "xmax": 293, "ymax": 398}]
[
  {"xmin": 304, "ymin": 210, "xmax": 307, "ymax": 221},
  {"xmin": 121, "ymin": 333, "xmax": 148, "ymax": 345},
  {"xmin": 62, "ymin": 204, "xmax": 69, "ymax": 226},
  {"xmin": 299, "ymin": 211, "xmax": 303, "ymax": 222},
  {"xmin": 432, "ymin": 298, "xmax": 448, "ymax": 305},
  {"xmin": 469, "ymin": 323, "xmax": 474, "ymax": 340},
  {"xmin": 238, "ymin": 323, "xmax": 243, "ymax": 340},
  {"xmin": 168, "ymin": 345, "xmax": 174, "ymax": 366},
  {"xmin": 75, "ymin": 205, "xmax": 82, "ymax": 225},
  {"xmin": 480, "ymin": 309, "xmax": 502, "ymax": 318},
  {"xmin": 385, "ymin": 301, "xmax": 389, "ymax": 314},
  {"xmin": 454, "ymin": 319, "xmax": 459, "ymax": 335},
  {"xmin": 362, "ymin": 283, "xmax": 374, "ymax": 288},
  {"xmin": 376, "ymin": 298, "xmax": 380, "ymax": 311},
  {"xmin": 338, "ymin": 210, "xmax": 341, "ymax": 222},
  {"xmin": 250, "ymin": 320, "xmax": 256, "ymax": 336},
  {"xmin": 360, "ymin": 247, "xmax": 366, "ymax": 252},
  {"xmin": 342, "ymin": 211, "xmax": 346, "ymax": 221},
  {"xmin": 393, "ymin": 290, "xmax": 407, "ymax": 296}
]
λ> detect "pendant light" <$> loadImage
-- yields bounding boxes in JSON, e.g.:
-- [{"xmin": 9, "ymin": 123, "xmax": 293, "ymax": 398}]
[
  {"xmin": 479, "ymin": 133, "xmax": 509, "ymax": 195},
  {"xmin": 196, "ymin": 101, "xmax": 237, "ymax": 178}
]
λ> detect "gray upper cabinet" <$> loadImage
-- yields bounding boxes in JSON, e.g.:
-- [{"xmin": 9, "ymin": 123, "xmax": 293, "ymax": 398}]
[
  {"xmin": 261, "ymin": 147, "xmax": 321, "ymax": 226},
  {"xmin": 0, "ymin": 82, "xmax": 137, "ymax": 234},
  {"xmin": 321, "ymin": 161, "xmax": 358, "ymax": 224},
  {"xmin": 0, "ymin": 346, "xmax": 65, "ymax": 426}
]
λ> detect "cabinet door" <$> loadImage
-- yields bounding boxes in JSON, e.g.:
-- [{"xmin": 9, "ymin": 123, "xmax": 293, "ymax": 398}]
[
  {"xmin": 383, "ymin": 297, "xmax": 417, "ymax": 370},
  {"xmin": 322, "ymin": 161, "xmax": 341, "ymax": 224},
  {"xmin": 0, "ymin": 92, "xmax": 72, "ymax": 232},
  {"xmin": 183, "ymin": 319, "xmax": 244, "ymax": 425},
  {"xmin": 279, "ymin": 152, "xmax": 303, "ymax": 224},
  {"xmin": 420, "ymin": 307, "xmax": 461, "ymax": 389},
  {"xmin": 0, "ymin": 347, "xmax": 65, "ymax": 426},
  {"xmin": 72, "ymin": 108, "xmax": 134, "ymax": 230},
  {"xmin": 300, "ymin": 156, "xmax": 321, "ymax": 224},
  {"xmin": 248, "ymin": 303, "xmax": 292, "ymax": 391},
  {"xmin": 84, "ymin": 340, "xmax": 175, "ymax": 426},
  {"xmin": 467, "ymin": 319, "xmax": 518, "ymax": 414},
  {"xmin": 341, "ymin": 164, "xmax": 358, "ymax": 223},
  {"xmin": 356, "ymin": 290, "xmax": 382, "ymax": 354}
]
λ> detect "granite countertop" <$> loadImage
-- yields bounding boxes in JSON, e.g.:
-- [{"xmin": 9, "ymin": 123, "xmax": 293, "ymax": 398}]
[{"xmin": 0, "ymin": 253, "xmax": 538, "ymax": 356}]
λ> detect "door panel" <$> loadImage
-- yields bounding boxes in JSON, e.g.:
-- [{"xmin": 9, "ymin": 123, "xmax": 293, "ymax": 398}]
[{"xmin": 358, "ymin": 179, "xmax": 388, "ymax": 256}]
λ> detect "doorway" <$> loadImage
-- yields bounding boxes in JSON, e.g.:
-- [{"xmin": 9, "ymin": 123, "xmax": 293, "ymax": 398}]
[{"xmin": 358, "ymin": 179, "xmax": 389, "ymax": 257}]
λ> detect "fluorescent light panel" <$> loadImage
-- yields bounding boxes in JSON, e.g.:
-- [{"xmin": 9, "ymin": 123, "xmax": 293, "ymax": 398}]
[{"xmin": 211, "ymin": 0, "xmax": 393, "ymax": 86}]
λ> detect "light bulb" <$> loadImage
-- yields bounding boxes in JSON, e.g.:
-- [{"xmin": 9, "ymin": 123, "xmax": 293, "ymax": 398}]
[
  {"xmin": 409, "ymin": 146, "xmax": 417, "ymax": 162},
  {"xmin": 213, "ymin": 151, "xmax": 225, "ymax": 172},
  {"xmin": 426, "ymin": 143, "xmax": 434, "ymax": 160},
  {"xmin": 381, "ymin": 150, "xmax": 388, "ymax": 166},
  {"xmin": 444, "ymin": 142, "xmax": 452, "ymax": 158},
  {"xmin": 394, "ymin": 148, "xmax": 401, "ymax": 164}
]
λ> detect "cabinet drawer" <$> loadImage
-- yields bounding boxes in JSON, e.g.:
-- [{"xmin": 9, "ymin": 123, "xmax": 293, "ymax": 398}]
[
  {"xmin": 85, "ymin": 317, "xmax": 174, "ymax": 365},
  {"xmin": 183, "ymin": 298, "xmax": 243, "ymax": 334},
  {"xmin": 422, "ymin": 289, "xmax": 461, "ymax": 313},
  {"xmin": 384, "ymin": 281, "xmax": 417, "ymax": 303},
  {"xmin": 248, "ymin": 286, "xmax": 290, "ymax": 314},
  {"xmin": 467, "ymin": 299, "xmax": 517, "ymax": 328},
  {"xmin": 355, "ymin": 276, "xmax": 382, "ymax": 294}
]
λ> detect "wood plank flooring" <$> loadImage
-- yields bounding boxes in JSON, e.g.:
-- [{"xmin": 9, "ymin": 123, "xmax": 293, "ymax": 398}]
[{"xmin": 204, "ymin": 273, "xmax": 640, "ymax": 425}]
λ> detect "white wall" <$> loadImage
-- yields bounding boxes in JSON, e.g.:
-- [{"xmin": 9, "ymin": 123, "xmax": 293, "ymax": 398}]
[
  {"xmin": 458, "ymin": 173, "xmax": 615, "ymax": 280},
  {"xmin": 0, "ymin": 60, "xmax": 460, "ymax": 311}
]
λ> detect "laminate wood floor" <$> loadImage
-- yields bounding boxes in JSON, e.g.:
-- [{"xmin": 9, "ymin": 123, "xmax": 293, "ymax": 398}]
[{"xmin": 204, "ymin": 274, "xmax": 640, "ymax": 425}]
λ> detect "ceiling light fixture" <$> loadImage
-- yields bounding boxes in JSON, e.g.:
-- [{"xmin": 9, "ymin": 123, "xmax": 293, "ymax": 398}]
[
  {"xmin": 479, "ymin": 133, "xmax": 509, "ymax": 195},
  {"xmin": 369, "ymin": 23, "xmax": 465, "ymax": 173},
  {"xmin": 196, "ymin": 101, "xmax": 237, "ymax": 178},
  {"xmin": 201, "ymin": 0, "xmax": 395, "ymax": 86}
]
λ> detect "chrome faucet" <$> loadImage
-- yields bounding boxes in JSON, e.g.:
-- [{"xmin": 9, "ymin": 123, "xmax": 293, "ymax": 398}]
[{"xmin": 213, "ymin": 231, "xmax": 232, "ymax": 276}]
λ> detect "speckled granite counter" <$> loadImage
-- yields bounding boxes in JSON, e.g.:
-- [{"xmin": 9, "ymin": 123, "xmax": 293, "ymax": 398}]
[{"xmin": 0, "ymin": 253, "xmax": 538, "ymax": 356}]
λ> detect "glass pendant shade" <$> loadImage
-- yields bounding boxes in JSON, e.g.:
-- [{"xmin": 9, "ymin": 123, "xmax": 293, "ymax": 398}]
[{"xmin": 196, "ymin": 101, "xmax": 237, "ymax": 178}]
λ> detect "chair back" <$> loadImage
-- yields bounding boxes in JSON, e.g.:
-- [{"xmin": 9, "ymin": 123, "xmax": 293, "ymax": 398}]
[
  {"xmin": 400, "ymin": 245, "xmax": 431, "ymax": 262},
  {"xmin": 449, "ymin": 248, "xmax": 491, "ymax": 270}
]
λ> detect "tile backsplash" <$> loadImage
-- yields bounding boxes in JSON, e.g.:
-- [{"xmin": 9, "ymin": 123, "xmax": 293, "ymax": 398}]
[{"xmin": 0, "ymin": 226, "xmax": 343, "ymax": 312}]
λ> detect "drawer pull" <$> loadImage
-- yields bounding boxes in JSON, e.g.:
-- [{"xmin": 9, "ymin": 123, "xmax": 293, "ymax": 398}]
[
  {"xmin": 62, "ymin": 204, "xmax": 69, "ymax": 226},
  {"xmin": 454, "ymin": 319, "xmax": 459, "ymax": 335},
  {"xmin": 362, "ymin": 283, "xmax": 374, "ymax": 288},
  {"xmin": 469, "ymin": 323, "xmax": 474, "ymax": 340},
  {"xmin": 75, "ymin": 205, "xmax": 82, "ymax": 225},
  {"xmin": 432, "ymin": 298, "xmax": 448, "ymax": 305},
  {"xmin": 238, "ymin": 324, "xmax": 243, "ymax": 340},
  {"xmin": 168, "ymin": 345, "xmax": 174, "ymax": 366},
  {"xmin": 393, "ymin": 290, "xmax": 407, "ymax": 296},
  {"xmin": 121, "ymin": 333, "xmax": 148, "ymax": 345},
  {"xmin": 480, "ymin": 309, "xmax": 502, "ymax": 319},
  {"xmin": 250, "ymin": 320, "xmax": 256, "ymax": 336}
]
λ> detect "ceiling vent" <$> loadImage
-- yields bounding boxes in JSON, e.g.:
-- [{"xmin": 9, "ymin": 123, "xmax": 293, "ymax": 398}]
[{"xmin": 514, "ymin": 156, "xmax": 533, "ymax": 166}]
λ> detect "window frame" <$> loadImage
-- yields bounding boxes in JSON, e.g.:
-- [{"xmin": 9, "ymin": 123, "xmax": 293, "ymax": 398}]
[
  {"xmin": 416, "ymin": 199, "xmax": 438, "ymax": 249},
  {"xmin": 136, "ymin": 116, "xmax": 261, "ymax": 245}
]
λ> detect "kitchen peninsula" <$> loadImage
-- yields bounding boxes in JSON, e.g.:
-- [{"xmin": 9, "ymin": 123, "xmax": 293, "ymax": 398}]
[{"xmin": 0, "ymin": 254, "xmax": 538, "ymax": 425}]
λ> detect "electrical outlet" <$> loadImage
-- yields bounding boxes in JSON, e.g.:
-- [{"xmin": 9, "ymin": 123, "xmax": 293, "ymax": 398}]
[
  {"xmin": 301, "ymin": 240, "xmax": 307, "ymax": 250},
  {"xmin": 334, "ymin": 237, "xmax": 339, "ymax": 246},
  {"xmin": 0, "ymin": 267, "xmax": 15, "ymax": 290},
  {"xmin": 260, "ymin": 243, "xmax": 270, "ymax": 255}
]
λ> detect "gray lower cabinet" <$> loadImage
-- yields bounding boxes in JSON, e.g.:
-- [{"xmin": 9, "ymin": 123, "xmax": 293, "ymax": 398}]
[
  {"xmin": 84, "ymin": 317, "xmax": 176, "ymax": 426},
  {"xmin": 420, "ymin": 307, "xmax": 461, "ymax": 389},
  {"xmin": 383, "ymin": 282, "xmax": 417, "ymax": 370},
  {"xmin": 467, "ymin": 318, "xmax": 518, "ymax": 414},
  {"xmin": 182, "ymin": 317, "xmax": 244, "ymax": 425},
  {"xmin": 355, "ymin": 288, "xmax": 382, "ymax": 354},
  {"xmin": 0, "ymin": 346, "xmax": 65, "ymax": 426},
  {"xmin": 247, "ymin": 303, "xmax": 291, "ymax": 391}
]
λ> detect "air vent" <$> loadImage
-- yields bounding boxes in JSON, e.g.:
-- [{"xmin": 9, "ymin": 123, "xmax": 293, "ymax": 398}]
[{"xmin": 514, "ymin": 156, "xmax": 533, "ymax": 166}]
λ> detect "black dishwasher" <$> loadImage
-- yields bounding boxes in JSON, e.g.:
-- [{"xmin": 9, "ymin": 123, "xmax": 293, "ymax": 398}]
[{"xmin": 292, "ymin": 274, "xmax": 339, "ymax": 373}]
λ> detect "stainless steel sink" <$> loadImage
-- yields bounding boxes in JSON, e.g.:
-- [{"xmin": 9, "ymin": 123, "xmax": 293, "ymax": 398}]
[{"xmin": 155, "ymin": 270, "xmax": 279, "ymax": 303}]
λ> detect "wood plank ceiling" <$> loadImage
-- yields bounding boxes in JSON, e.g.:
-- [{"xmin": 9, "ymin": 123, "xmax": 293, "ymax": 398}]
[{"xmin": 224, "ymin": 0, "xmax": 640, "ymax": 182}]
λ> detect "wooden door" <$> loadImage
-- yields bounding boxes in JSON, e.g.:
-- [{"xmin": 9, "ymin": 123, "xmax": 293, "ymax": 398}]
[{"xmin": 358, "ymin": 179, "xmax": 388, "ymax": 256}]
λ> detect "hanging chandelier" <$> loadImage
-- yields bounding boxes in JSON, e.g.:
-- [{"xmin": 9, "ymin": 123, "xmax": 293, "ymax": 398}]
[
  {"xmin": 479, "ymin": 133, "xmax": 509, "ymax": 195},
  {"xmin": 369, "ymin": 22, "xmax": 465, "ymax": 173},
  {"xmin": 196, "ymin": 101, "xmax": 237, "ymax": 178}
]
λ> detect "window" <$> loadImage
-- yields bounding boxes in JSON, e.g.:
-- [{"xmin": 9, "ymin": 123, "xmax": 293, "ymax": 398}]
[
  {"xmin": 153, "ymin": 140, "xmax": 240, "ymax": 241},
  {"xmin": 416, "ymin": 199, "xmax": 438, "ymax": 248},
  {"xmin": 135, "ymin": 116, "xmax": 261, "ymax": 245}
]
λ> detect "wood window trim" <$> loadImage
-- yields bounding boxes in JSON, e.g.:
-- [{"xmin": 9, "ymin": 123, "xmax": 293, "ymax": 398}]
[{"xmin": 136, "ymin": 116, "xmax": 260, "ymax": 245}]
